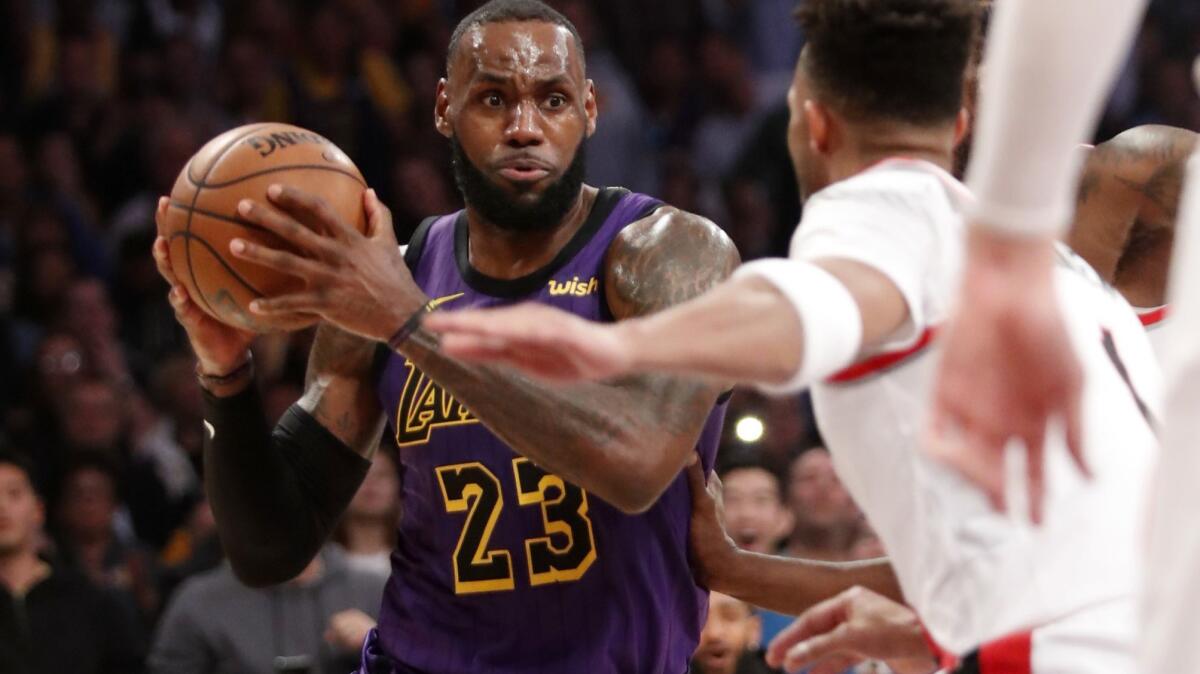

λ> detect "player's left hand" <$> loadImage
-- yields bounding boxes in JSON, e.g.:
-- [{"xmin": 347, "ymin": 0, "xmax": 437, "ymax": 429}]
[
  {"xmin": 684, "ymin": 462, "xmax": 739, "ymax": 591},
  {"xmin": 766, "ymin": 587, "xmax": 938, "ymax": 674},
  {"xmin": 230, "ymin": 185, "xmax": 428, "ymax": 342},
  {"xmin": 424, "ymin": 303, "xmax": 635, "ymax": 382}
]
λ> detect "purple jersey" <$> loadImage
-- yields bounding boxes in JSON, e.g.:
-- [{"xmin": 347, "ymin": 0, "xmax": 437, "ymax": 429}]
[{"xmin": 372, "ymin": 188, "xmax": 727, "ymax": 674}]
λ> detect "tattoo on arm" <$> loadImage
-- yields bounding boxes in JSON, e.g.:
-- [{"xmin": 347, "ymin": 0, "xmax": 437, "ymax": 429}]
[
  {"xmin": 398, "ymin": 208, "xmax": 740, "ymax": 511},
  {"xmin": 298, "ymin": 324, "xmax": 387, "ymax": 458}
]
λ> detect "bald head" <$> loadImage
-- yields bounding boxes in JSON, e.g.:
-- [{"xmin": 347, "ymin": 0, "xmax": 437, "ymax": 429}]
[{"xmin": 447, "ymin": 0, "xmax": 585, "ymax": 76}]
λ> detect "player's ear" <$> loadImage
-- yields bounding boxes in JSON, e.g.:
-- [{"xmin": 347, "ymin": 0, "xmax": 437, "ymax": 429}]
[
  {"xmin": 804, "ymin": 100, "xmax": 831, "ymax": 154},
  {"xmin": 435, "ymin": 78, "xmax": 453, "ymax": 139},
  {"xmin": 954, "ymin": 107, "xmax": 971, "ymax": 146},
  {"xmin": 584, "ymin": 79, "xmax": 598, "ymax": 138}
]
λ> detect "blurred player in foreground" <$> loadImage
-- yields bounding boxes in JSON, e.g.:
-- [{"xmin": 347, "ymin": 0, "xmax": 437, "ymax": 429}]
[{"xmin": 427, "ymin": 1, "xmax": 1162, "ymax": 671}]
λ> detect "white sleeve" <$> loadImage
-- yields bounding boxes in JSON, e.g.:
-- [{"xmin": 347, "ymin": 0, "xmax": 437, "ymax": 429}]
[
  {"xmin": 966, "ymin": 0, "xmax": 1149, "ymax": 236},
  {"xmin": 791, "ymin": 173, "xmax": 942, "ymax": 351}
]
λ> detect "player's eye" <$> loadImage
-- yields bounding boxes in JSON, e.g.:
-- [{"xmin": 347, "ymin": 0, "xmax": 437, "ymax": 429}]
[
  {"xmin": 546, "ymin": 94, "xmax": 567, "ymax": 109},
  {"xmin": 483, "ymin": 92, "xmax": 504, "ymax": 108}
]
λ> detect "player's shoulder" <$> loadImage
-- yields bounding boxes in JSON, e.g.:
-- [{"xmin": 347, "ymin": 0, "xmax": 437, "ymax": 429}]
[{"xmin": 608, "ymin": 205, "xmax": 736, "ymax": 261}]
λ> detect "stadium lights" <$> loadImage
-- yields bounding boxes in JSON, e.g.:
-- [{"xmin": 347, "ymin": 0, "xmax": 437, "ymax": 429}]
[{"xmin": 735, "ymin": 415, "xmax": 765, "ymax": 443}]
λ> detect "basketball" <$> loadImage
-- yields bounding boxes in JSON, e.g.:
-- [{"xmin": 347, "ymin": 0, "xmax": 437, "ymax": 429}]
[{"xmin": 160, "ymin": 122, "xmax": 368, "ymax": 332}]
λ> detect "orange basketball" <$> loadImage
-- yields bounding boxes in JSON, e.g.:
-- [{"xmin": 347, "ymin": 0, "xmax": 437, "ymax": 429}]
[{"xmin": 161, "ymin": 122, "xmax": 368, "ymax": 332}]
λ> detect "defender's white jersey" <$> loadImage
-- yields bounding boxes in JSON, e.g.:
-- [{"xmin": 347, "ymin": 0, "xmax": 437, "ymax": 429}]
[{"xmin": 792, "ymin": 159, "xmax": 1161, "ymax": 657}]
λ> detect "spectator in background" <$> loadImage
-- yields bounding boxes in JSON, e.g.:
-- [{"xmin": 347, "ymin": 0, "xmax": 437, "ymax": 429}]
[
  {"xmin": 148, "ymin": 544, "xmax": 385, "ymax": 674},
  {"xmin": 333, "ymin": 448, "xmax": 400, "ymax": 580},
  {"xmin": 783, "ymin": 447, "xmax": 863, "ymax": 563},
  {"xmin": 0, "ymin": 450, "xmax": 145, "ymax": 674},
  {"xmin": 158, "ymin": 495, "xmax": 221, "ymax": 602},
  {"xmin": 691, "ymin": 591, "xmax": 776, "ymax": 674},
  {"xmin": 719, "ymin": 455, "xmax": 793, "ymax": 556},
  {"xmin": 54, "ymin": 454, "xmax": 160, "ymax": 622}
]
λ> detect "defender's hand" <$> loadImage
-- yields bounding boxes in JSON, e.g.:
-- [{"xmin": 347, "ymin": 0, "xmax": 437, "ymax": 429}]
[
  {"xmin": 230, "ymin": 186, "xmax": 426, "ymax": 343},
  {"xmin": 423, "ymin": 303, "xmax": 635, "ymax": 382},
  {"xmin": 929, "ymin": 230, "xmax": 1085, "ymax": 523},
  {"xmin": 153, "ymin": 198, "xmax": 254, "ymax": 377},
  {"xmin": 766, "ymin": 587, "xmax": 938, "ymax": 674},
  {"xmin": 685, "ymin": 462, "xmax": 738, "ymax": 591}
]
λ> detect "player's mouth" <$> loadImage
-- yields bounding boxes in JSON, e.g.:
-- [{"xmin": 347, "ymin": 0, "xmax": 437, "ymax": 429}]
[{"xmin": 495, "ymin": 157, "xmax": 553, "ymax": 183}]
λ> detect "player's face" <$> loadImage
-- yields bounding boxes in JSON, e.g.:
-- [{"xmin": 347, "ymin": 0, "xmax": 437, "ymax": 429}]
[
  {"xmin": 0, "ymin": 465, "xmax": 44, "ymax": 555},
  {"xmin": 439, "ymin": 22, "xmax": 597, "ymax": 232},
  {"xmin": 695, "ymin": 591, "xmax": 760, "ymax": 674},
  {"xmin": 787, "ymin": 52, "xmax": 831, "ymax": 203},
  {"xmin": 721, "ymin": 468, "xmax": 792, "ymax": 554}
]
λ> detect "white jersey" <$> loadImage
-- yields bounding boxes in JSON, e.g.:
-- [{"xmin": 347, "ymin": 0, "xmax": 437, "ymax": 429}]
[{"xmin": 791, "ymin": 159, "xmax": 1162, "ymax": 656}]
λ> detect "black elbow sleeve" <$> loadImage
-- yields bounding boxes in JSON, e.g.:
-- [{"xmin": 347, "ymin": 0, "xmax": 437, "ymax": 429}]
[{"xmin": 202, "ymin": 387, "xmax": 371, "ymax": 585}]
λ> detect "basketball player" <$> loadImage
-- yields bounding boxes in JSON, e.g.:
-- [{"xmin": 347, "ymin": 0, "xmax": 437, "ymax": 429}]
[
  {"xmin": 425, "ymin": 1, "xmax": 1161, "ymax": 671},
  {"xmin": 151, "ymin": 2, "xmax": 890, "ymax": 672}
]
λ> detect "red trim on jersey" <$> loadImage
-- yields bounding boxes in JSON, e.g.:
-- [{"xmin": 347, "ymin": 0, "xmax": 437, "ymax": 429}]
[
  {"xmin": 827, "ymin": 327, "xmax": 939, "ymax": 384},
  {"xmin": 1138, "ymin": 306, "xmax": 1169, "ymax": 328},
  {"xmin": 977, "ymin": 630, "xmax": 1033, "ymax": 674},
  {"xmin": 920, "ymin": 623, "xmax": 960, "ymax": 670}
]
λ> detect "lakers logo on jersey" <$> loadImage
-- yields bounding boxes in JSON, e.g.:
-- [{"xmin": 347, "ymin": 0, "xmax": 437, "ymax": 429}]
[{"xmin": 395, "ymin": 293, "xmax": 478, "ymax": 446}]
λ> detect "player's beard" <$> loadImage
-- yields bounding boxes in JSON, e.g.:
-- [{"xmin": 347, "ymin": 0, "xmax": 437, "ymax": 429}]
[{"xmin": 450, "ymin": 135, "xmax": 587, "ymax": 233}]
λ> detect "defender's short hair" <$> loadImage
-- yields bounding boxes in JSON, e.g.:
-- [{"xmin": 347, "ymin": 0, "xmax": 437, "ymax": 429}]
[
  {"xmin": 796, "ymin": 0, "xmax": 980, "ymax": 125},
  {"xmin": 447, "ymin": 0, "xmax": 585, "ymax": 73}
]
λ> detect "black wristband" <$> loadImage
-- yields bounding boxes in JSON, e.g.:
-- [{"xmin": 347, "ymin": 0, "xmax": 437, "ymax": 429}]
[{"xmin": 387, "ymin": 300, "xmax": 437, "ymax": 351}]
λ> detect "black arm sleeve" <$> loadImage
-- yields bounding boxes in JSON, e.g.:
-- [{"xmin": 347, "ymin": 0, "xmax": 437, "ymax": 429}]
[{"xmin": 201, "ymin": 385, "xmax": 371, "ymax": 587}]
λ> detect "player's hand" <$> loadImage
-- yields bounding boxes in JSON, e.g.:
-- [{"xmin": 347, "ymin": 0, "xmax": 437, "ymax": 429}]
[
  {"xmin": 766, "ymin": 587, "xmax": 939, "ymax": 674},
  {"xmin": 152, "ymin": 198, "xmax": 255, "ymax": 377},
  {"xmin": 324, "ymin": 608, "xmax": 376, "ymax": 653},
  {"xmin": 929, "ymin": 230, "xmax": 1085, "ymax": 523},
  {"xmin": 230, "ymin": 185, "xmax": 427, "ymax": 343},
  {"xmin": 423, "ymin": 303, "xmax": 635, "ymax": 382},
  {"xmin": 684, "ymin": 462, "xmax": 738, "ymax": 591}
]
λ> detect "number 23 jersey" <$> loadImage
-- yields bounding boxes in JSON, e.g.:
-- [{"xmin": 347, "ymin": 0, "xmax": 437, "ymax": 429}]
[{"xmin": 374, "ymin": 188, "xmax": 728, "ymax": 674}]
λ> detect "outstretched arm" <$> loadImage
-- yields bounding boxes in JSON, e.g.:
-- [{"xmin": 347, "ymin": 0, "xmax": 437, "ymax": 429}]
[
  {"xmin": 685, "ymin": 464, "xmax": 903, "ymax": 617},
  {"xmin": 428, "ymin": 257, "xmax": 909, "ymax": 393},
  {"xmin": 232, "ymin": 190, "xmax": 740, "ymax": 514}
]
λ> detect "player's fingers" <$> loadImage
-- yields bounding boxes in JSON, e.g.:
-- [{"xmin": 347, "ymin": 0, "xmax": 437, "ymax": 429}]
[
  {"xmin": 1063, "ymin": 387, "xmax": 1090, "ymax": 479},
  {"xmin": 155, "ymin": 196, "xmax": 170, "ymax": 234},
  {"xmin": 781, "ymin": 626, "xmax": 856, "ymax": 673},
  {"xmin": 152, "ymin": 237, "xmax": 182, "ymax": 287},
  {"xmin": 229, "ymin": 237, "xmax": 331, "ymax": 281},
  {"xmin": 267, "ymin": 183, "xmax": 357, "ymax": 239},
  {"xmin": 1023, "ymin": 419, "xmax": 1047, "ymax": 525},
  {"xmin": 237, "ymin": 198, "xmax": 341, "ymax": 259},
  {"xmin": 766, "ymin": 595, "xmax": 850, "ymax": 667},
  {"xmin": 250, "ymin": 293, "xmax": 321, "ymax": 316},
  {"xmin": 685, "ymin": 462, "xmax": 708, "ymax": 507},
  {"xmin": 926, "ymin": 402, "xmax": 1007, "ymax": 510},
  {"xmin": 167, "ymin": 286, "xmax": 207, "ymax": 329},
  {"xmin": 808, "ymin": 654, "xmax": 864, "ymax": 674},
  {"xmin": 363, "ymin": 188, "xmax": 394, "ymax": 241}
]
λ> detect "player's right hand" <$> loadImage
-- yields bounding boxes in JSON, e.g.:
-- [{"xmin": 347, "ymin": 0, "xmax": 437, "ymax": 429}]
[
  {"xmin": 685, "ymin": 462, "xmax": 738, "ymax": 592},
  {"xmin": 153, "ymin": 196, "xmax": 255, "ymax": 376},
  {"xmin": 765, "ymin": 587, "xmax": 939, "ymax": 674}
]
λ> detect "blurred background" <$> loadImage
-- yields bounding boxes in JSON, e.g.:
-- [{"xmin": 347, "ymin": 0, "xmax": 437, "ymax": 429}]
[{"xmin": 0, "ymin": 1, "xmax": 1196, "ymax": 673}]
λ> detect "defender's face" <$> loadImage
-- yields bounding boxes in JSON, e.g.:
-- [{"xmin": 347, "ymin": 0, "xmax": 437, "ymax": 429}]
[{"xmin": 441, "ymin": 21, "xmax": 595, "ymax": 205}]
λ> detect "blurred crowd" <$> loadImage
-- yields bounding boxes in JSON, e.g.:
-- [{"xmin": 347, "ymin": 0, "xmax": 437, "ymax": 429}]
[{"xmin": 0, "ymin": 1, "xmax": 1196, "ymax": 673}]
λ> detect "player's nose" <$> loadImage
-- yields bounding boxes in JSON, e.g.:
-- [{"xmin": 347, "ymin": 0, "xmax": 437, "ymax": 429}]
[{"xmin": 504, "ymin": 101, "xmax": 545, "ymax": 147}]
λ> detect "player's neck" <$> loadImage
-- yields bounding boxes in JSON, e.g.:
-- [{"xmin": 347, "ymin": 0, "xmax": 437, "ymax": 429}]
[
  {"xmin": 0, "ymin": 548, "xmax": 50, "ymax": 597},
  {"xmin": 465, "ymin": 185, "xmax": 600, "ymax": 281},
  {"xmin": 831, "ymin": 128, "xmax": 957, "ymax": 182}
]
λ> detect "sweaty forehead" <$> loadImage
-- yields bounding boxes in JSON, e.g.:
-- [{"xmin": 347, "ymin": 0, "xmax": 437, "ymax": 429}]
[{"xmin": 452, "ymin": 21, "xmax": 580, "ymax": 83}]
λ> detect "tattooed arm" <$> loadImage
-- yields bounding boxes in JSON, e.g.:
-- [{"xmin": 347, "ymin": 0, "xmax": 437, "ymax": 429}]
[
  {"xmin": 399, "ymin": 208, "xmax": 739, "ymax": 513},
  {"xmin": 1068, "ymin": 125, "xmax": 1198, "ymax": 307}
]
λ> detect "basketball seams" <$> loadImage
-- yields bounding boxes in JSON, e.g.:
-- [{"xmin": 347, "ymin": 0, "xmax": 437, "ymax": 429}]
[
  {"xmin": 195, "ymin": 163, "xmax": 367, "ymax": 189},
  {"xmin": 185, "ymin": 124, "xmax": 277, "ymax": 318},
  {"xmin": 167, "ymin": 200, "xmax": 275, "ymax": 235},
  {"xmin": 169, "ymin": 231, "xmax": 268, "ymax": 297}
]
